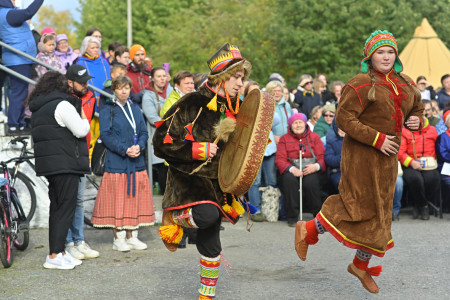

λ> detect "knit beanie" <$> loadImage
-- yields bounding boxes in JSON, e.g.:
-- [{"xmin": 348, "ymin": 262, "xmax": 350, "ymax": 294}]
[
  {"xmin": 41, "ymin": 27, "xmax": 56, "ymax": 35},
  {"xmin": 322, "ymin": 104, "xmax": 336, "ymax": 114},
  {"xmin": 129, "ymin": 44, "xmax": 146, "ymax": 61},
  {"xmin": 361, "ymin": 30, "xmax": 403, "ymax": 73},
  {"xmin": 444, "ymin": 109, "xmax": 450, "ymax": 124},
  {"xmin": 56, "ymin": 34, "xmax": 68, "ymax": 43},
  {"xmin": 288, "ymin": 113, "xmax": 308, "ymax": 128}
]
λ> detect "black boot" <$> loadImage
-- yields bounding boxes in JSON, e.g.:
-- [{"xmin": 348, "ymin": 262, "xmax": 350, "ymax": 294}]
[{"xmin": 419, "ymin": 205, "xmax": 430, "ymax": 220}]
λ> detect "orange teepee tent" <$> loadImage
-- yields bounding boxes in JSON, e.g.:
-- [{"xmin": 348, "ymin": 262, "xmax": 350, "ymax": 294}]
[{"xmin": 399, "ymin": 18, "xmax": 450, "ymax": 89}]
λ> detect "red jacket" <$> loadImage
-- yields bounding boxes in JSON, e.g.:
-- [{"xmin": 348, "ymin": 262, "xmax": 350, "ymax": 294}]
[
  {"xmin": 399, "ymin": 120, "xmax": 438, "ymax": 167},
  {"xmin": 275, "ymin": 127, "xmax": 325, "ymax": 174},
  {"xmin": 126, "ymin": 63, "xmax": 152, "ymax": 94},
  {"xmin": 77, "ymin": 89, "xmax": 96, "ymax": 149}
]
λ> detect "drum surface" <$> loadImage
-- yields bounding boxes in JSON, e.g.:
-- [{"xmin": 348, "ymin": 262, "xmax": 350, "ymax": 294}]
[{"xmin": 218, "ymin": 89, "xmax": 275, "ymax": 195}]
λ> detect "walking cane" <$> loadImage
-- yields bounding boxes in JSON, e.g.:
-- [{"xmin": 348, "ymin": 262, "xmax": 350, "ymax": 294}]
[{"xmin": 299, "ymin": 144, "xmax": 305, "ymax": 221}]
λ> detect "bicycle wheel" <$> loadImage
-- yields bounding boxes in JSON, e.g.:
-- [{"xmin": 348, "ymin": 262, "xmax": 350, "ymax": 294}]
[
  {"xmin": 10, "ymin": 191, "xmax": 29, "ymax": 251},
  {"xmin": 0, "ymin": 202, "xmax": 13, "ymax": 268},
  {"xmin": 84, "ymin": 175, "xmax": 100, "ymax": 227},
  {"xmin": 9, "ymin": 170, "xmax": 36, "ymax": 223}
]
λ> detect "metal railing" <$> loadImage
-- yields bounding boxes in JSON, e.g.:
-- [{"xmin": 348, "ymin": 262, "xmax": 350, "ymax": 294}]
[
  {"xmin": 0, "ymin": 40, "xmax": 155, "ymax": 186},
  {"xmin": 0, "ymin": 40, "xmax": 114, "ymax": 99}
]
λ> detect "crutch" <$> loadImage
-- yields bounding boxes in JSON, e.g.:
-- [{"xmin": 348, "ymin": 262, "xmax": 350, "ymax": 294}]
[{"xmin": 299, "ymin": 143, "xmax": 305, "ymax": 221}]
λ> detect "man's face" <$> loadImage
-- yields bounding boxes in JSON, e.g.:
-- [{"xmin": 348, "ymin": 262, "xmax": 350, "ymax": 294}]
[
  {"xmin": 69, "ymin": 80, "xmax": 88, "ymax": 97},
  {"xmin": 133, "ymin": 50, "xmax": 146, "ymax": 67},
  {"xmin": 423, "ymin": 103, "xmax": 432, "ymax": 118},
  {"xmin": 443, "ymin": 77, "xmax": 450, "ymax": 91},
  {"xmin": 116, "ymin": 52, "xmax": 130, "ymax": 66},
  {"xmin": 224, "ymin": 70, "xmax": 245, "ymax": 97},
  {"xmin": 176, "ymin": 76, "xmax": 194, "ymax": 94}
]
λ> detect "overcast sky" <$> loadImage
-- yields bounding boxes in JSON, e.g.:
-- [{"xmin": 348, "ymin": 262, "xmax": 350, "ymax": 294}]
[{"xmin": 21, "ymin": 0, "xmax": 81, "ymax": 19}]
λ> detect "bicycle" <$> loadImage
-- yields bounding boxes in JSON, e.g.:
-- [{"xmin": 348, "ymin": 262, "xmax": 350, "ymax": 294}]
[
  {"xmin": 8, "ymin": 136, "xmax": 99, "ymax": 226},
  {"xmin": 0, "ymin": 160, "xmax": 30, "ymax": 268}
]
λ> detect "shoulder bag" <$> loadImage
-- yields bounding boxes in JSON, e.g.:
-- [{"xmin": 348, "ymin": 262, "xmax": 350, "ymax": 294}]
[
  {"xmin": 411, "ymin": 132, "xmax": 437, "ymax": 170},
  {"xmin": 91, "ymin": 106, "xmax": 113, "ymax": 176}
]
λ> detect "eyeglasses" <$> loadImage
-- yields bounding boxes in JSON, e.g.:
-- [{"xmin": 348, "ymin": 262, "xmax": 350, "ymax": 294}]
[
  {"xmin": 418, "ymin": 82, "xmax": 426, "ymax": 85},
  {"xmin": 92, "ymin": 35, "xmax": 102, "ymax": 39},
  {"xmin": 271, "ymin": 89, "xmax": 283, "ymax": 93},
  {"xmin": 323, "ymin": 114, "xmax": 335, "ymax": 118}
]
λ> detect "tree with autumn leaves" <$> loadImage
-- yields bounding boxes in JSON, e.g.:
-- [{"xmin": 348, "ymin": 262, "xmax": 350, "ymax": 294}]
[{"xmin": 36, "ymin": 0, "xmax": 450, "ymax": 88}]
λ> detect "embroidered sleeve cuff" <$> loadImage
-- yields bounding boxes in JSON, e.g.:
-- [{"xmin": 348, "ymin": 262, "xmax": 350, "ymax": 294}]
[
  {"xmin": 372, "ymin": 132, "xmax": 386, "ymax": 150},
  {"xmin": 192, "ymin": 142, "xmax": 209, "ymax": 161},
  {"xmin": 403, "ymin": 156, "xmax": 412, "ymax": 167}
]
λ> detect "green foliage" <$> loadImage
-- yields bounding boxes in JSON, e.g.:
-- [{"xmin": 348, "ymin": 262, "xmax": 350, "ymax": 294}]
[
  {"xmin": 33, "ymin": 5, "xmax": 76, "ymax": 44},
  {"xmin": 74, "ymin": 0, "xmax": 450, "ymax": 88}
]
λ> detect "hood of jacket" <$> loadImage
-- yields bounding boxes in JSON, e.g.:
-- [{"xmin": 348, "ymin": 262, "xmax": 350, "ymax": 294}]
[
  {"xmin": 29, "ymin": 90, "xmax": 79, "ymax": 113},
  {"xmin": 0, "ymin": 0, "xmax": 14, "ymax": 8}
]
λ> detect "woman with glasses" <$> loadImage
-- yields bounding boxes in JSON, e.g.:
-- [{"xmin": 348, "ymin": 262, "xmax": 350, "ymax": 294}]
[
  {"xmin": 54, "ymin": 34, "xmax": 79, "ymax": 72},
  {"xmin": 313, "ymin": 104, "xmax": 336, "ymax": 138},
  {"xmin": 416, "ymin": 76, "xmax": 436, "ymax": 101},
  {"xmin": 268, "ymin": 80, "xmax": 293, "ymax": 144},
  {"xmin": 294, "ymin": 74, "xmax": 323, "ymax": 119}
]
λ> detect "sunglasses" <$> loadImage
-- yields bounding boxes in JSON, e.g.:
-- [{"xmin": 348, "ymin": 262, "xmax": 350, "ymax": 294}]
[
  {"xmin": 305, "ymin": 81, "xmax": 313, "ymax": 85},
  {"xmin": 323, "ymin": 114, "xmax": 335, "ymax": 118}
]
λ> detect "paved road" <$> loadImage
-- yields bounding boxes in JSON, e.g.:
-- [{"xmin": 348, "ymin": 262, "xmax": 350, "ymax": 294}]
[{"xmin": 1, "ymin": 209, "xmax": 449, "ymax": 300}]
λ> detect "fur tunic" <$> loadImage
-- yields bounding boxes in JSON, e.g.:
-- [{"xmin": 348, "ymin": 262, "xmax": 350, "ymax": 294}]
[
  {"xmin": 153, "ymin": 84, "xmax": 239, "ymax": 211},
  {"xmin": 316, "ymin": 70, "xmax": 423, "ymax": 257}
]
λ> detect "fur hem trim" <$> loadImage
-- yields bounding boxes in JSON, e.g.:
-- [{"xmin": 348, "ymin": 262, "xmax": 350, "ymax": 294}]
[{"xmin": 207, "ymin": 60, "xmax": 252, "ymax": 85}]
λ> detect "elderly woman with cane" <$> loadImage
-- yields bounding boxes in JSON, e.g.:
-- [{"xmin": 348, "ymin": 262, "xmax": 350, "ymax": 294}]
[
  {"xmin": 275, "ymin": 113, "xmax": 325, "ymax": 227},
  {"xmin": 294, "ymin": 30, "xmax": 423, "ymax": 293}
]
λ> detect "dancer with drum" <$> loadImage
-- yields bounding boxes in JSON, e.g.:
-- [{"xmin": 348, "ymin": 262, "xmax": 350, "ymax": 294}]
[
  {"xmin": 294, "ymin": 30, "xmax": 424, "ymax": 293},
  {"xmin": 153, "ymin": 43, "xmax": 252, "ymax": 300}
]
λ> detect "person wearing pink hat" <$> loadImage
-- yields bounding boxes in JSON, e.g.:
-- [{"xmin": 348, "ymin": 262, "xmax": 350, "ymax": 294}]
[
  {"xmin": 275, "ymin": 113, "xmax": 325, "ymax": 227},
  {"xmin": 41, "ymin": 27, "xmax": 55, "ymax": 35},
  {"xmin": 294, "ymin": 30, "xmax": 424, "ymax": 294}
]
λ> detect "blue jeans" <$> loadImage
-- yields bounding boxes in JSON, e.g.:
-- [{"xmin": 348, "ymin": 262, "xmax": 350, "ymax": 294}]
[
  {"xmin": 392, "ymin": 176, "xmax": 403, "ymax": 215},
  {"xmin": 66, "ymin": 176, "xmax": 85, "ymax": 245},
  {"xmin": 248, "ymin": 155, "xmax": 277, "ymax": 212},
  {"xmin": 8, "ymin": 64, "xmax": 31, "ymax": 128}
]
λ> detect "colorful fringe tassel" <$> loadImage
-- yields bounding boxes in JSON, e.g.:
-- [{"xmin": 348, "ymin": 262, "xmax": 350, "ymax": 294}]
[{"xmin": 158, "ymin": 224, "xmax": 183, "ymax": 244}]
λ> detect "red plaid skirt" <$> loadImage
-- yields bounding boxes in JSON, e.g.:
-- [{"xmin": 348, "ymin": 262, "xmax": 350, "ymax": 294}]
[{"xmin": 91, "ymin": 171, "xmax": 155, "ymax": 229}]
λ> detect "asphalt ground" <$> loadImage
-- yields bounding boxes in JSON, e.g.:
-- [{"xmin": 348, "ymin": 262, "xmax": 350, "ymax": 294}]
[{"xmin": 0, "ymin": 197, "xmax": 449, "ymax": 300}]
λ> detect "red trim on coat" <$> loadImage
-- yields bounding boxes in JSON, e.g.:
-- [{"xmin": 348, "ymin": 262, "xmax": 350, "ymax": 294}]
[
  {"xmin": 316, "ymin": 212, "xmax": 394, "ymax": 257},
  {"xmin": 373, "ymin": 133, "xmax": 386, "ymax": 150},
  {"xmin": 163, "ymin": 200, "xmax": 238, "ymax": 224},
  {"xmin": 346, "ymin": 84, "xmax": 364, "ymax": 109}
]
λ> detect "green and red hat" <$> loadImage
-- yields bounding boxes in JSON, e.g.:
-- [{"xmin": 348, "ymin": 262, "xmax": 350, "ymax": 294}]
[{"xmin": 361, "ymin": 30, "xmax": 403, "ymax": 73}]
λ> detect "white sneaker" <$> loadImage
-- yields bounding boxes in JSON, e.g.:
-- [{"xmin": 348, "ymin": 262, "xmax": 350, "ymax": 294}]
[
  {"xmin": 63, "ymin": 251, "xmax": 83, "ymax": 266},
  {"xmin": 126, "ymin": 236, "xmax": 148, "ymax": 250},
  {"xmin": 113, "ymin": 231, "xmax": 131, "ymax": 252},
  {"xmin": 76, "ymin": 241, "xmax": 100, "ymax": 258},
  {"xmin": 43, "ymin": 253, "xmax": 75, "ymax": 270},
  {"xmin": 66, "ymin": 242, "xmax": 85, "ymax": 260}
]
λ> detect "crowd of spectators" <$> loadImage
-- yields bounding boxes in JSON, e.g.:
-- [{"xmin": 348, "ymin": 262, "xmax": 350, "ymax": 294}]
[{"xmin": 1, "ymin": 2, "xmax": 449, "ymax": 253}]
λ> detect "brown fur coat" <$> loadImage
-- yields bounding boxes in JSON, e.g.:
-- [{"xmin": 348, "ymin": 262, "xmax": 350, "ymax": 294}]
[
  {"xmin": 153, "ymin": 84, "xmax": 239, "ymax": 210},
  {"xmin": 317, "ymin": 70, "xmax": 423, "ymax": 257}
]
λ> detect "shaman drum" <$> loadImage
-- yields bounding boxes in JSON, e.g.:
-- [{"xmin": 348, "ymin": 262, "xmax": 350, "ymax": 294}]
[{"xmin": 218, "ymin": 89, "xmax": 275, "ymax": 196}]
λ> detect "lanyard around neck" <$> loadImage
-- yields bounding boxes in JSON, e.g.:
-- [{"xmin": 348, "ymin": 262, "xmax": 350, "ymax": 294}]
[{"xmin": 115, "ymin": 99, "xmax": 137, "ymax": 136}]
